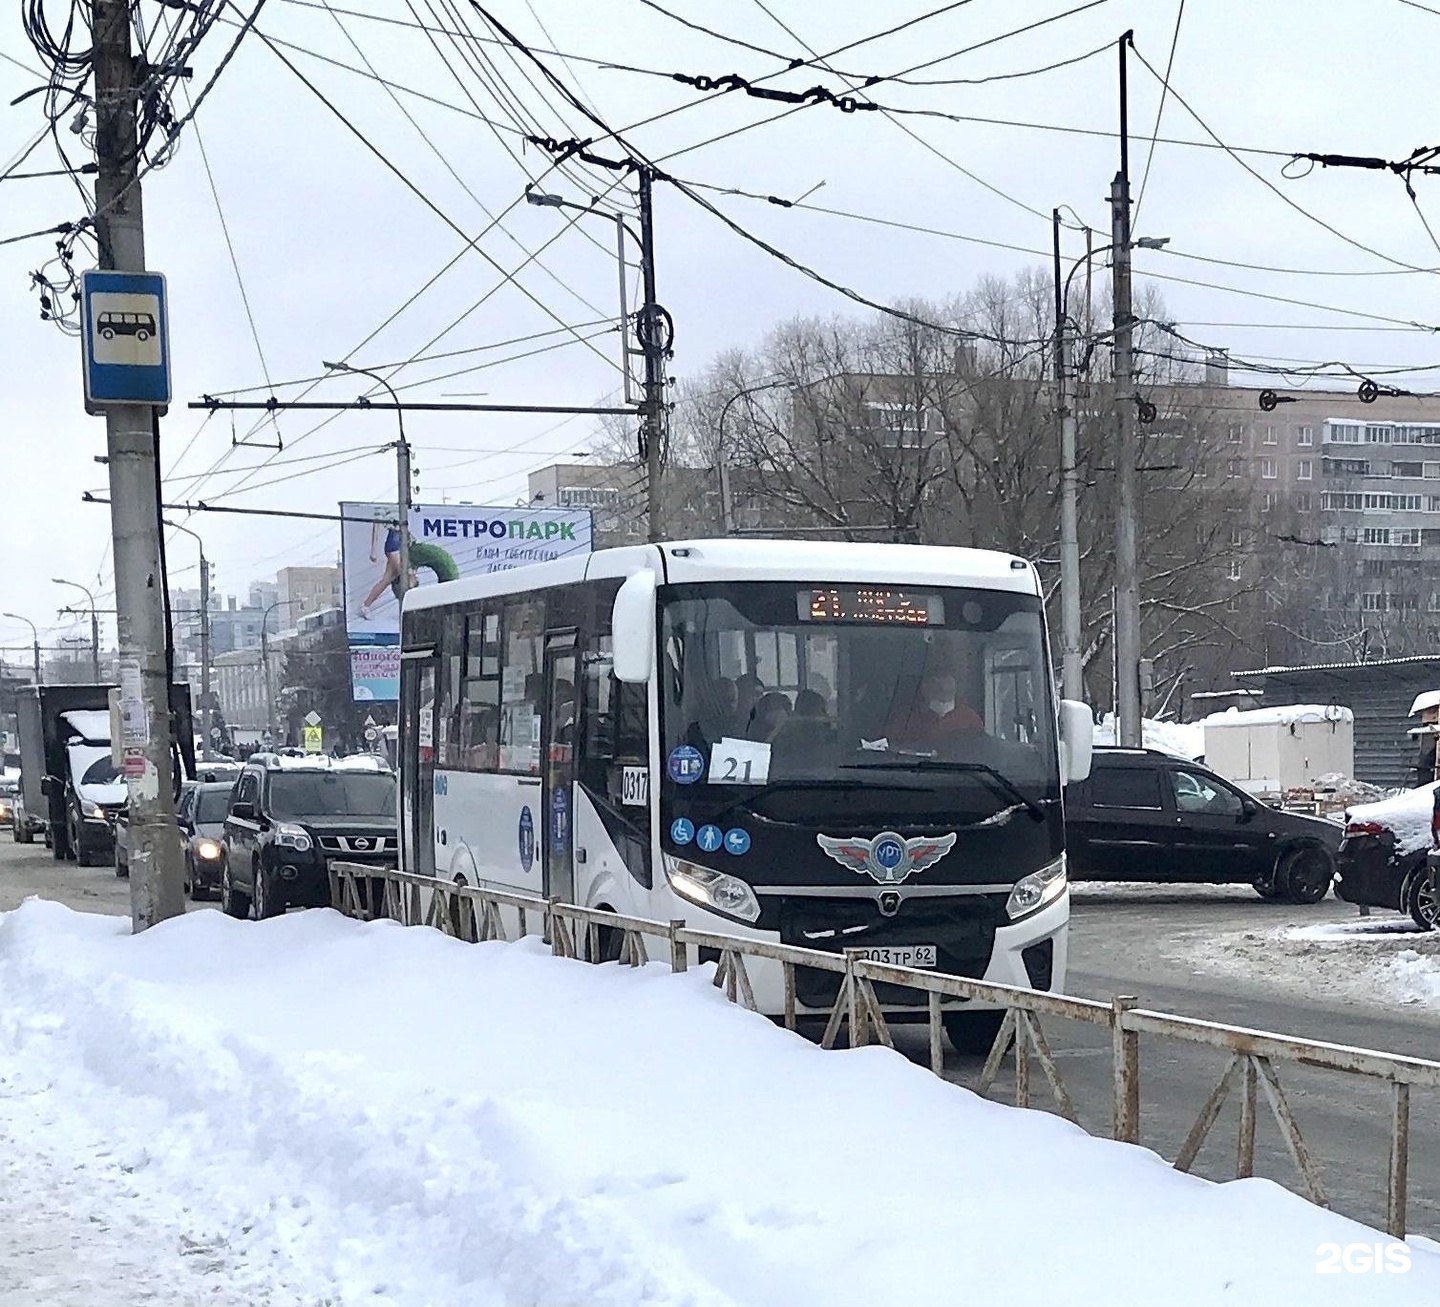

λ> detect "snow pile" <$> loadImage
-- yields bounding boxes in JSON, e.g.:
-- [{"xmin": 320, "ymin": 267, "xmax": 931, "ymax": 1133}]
[
  {"xmin": 1, "ymin": 904, "xmax": 1438, "ymax": 1305},
  {"xmin": 1178, "ymin": 917, "xmax": 1440, "ymax": 1012},
  {"xmin": 1201, "ymin": 704, "xmax": 1353, "ymax": 728},
  {"xmin": 1387, "ymin": 949, "xmax": 1440, "ymax": 1003},
  {"xmin": 1347, "ymin": 782, "xmax": 1440, "ymax": 855},
  {"xmin": 1093, "ymin": 714, "xmax": 1205, "ymax": 760}
]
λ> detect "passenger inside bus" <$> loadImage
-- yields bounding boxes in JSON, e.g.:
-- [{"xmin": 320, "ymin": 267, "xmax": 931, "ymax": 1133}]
[
  {"xmin": 748, "ymin": 691, "xmax": 793, "ymax": 741},
  {"xmin": 771, "ymin": 689, "xmax": 837, "ymax": 769}
]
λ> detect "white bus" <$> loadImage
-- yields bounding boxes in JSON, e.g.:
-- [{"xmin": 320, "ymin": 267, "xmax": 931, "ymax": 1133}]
[{"xmin": 398, "ymin": 539, "xmax": 1092, "ymax": 1051}]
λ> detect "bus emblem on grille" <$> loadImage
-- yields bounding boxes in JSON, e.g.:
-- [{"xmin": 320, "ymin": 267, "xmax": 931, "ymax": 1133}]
[{"xmin": 815, "ymin": 831, "xmax": 957, "ymax": 885}]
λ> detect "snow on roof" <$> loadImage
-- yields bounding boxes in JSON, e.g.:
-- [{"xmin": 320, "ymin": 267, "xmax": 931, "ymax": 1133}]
[
  {"xmin": 1235, "ymin": 654, "xmax": 1440, "ymax": 676},
  {"xmin": 1200, "ymin": 704, "xmax": 1352, "ymax": 729},
  {"xmin": 59, "ymin": 709, "xmax": 110, "ymax": 742},
  {"xmin": 1348, "ymin": 781, "xmax": 1440, "ymax": 855},
  {"xmin": 3, "ymin": 900, "xmax": 1437, "ymax": 1303},
  {"xmin": 1410, "ymin": 689, "xmax": 1440, "ymax": 716},
  {"xmin": 1092, "ymin": 715, "xmax": 1205, "ymax": 759}
]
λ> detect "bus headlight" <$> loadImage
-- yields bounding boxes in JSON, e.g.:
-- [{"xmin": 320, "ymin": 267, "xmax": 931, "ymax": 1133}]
[
  {"xmin": 195, "ymin": 839, "xmax": 223, "ymax": 861},
  {"xmin": 663, "ymin": 854, "xmax": 761, "ymax": 924},
  {"xmin": 1006, "ymin": 855, "xmax": 1067, "ymax": 920}
]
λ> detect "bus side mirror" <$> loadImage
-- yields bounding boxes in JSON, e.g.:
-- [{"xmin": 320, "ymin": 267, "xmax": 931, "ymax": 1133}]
[
  {"xmin": 612, "ymin": 571, "xmax": 657, "ymax": 684},
  {"xmin": 1058, "ymin": 700, "xmax": 1093, "ymax": 786}
]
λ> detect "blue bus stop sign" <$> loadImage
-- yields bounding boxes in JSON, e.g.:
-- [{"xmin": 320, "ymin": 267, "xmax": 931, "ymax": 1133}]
[{"xmin": 80, "ymin": 270, "xmax": 171, "ymax": 414}]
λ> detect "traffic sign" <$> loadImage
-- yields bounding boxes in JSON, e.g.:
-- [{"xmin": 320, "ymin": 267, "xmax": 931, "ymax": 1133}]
[
  {"xmin": 302, "ymin": 724, "xmax": 323, "ymax": 753},
  {"xmin": 303, "ymin": 710, "xmax": 322, "ymax": 727},
  {"xmin": 80, "ymin": 270, "xmax": 171, "ymax": 413}
]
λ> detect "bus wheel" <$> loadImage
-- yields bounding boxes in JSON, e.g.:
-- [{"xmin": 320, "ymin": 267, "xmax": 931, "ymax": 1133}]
[{"xmin": 942, "ymin": 1010, "xmax": 1008, "ymax": 1056}]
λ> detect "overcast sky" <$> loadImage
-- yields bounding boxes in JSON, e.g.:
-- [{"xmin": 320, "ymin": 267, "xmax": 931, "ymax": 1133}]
[{"xmin": 4, "ymin": 0, "xmax": 1440, "ymax": 660}]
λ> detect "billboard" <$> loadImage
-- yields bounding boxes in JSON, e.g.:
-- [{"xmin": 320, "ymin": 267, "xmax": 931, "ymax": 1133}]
[{"xmin": 340, "ymin": 502, "xmax": 593, "ymax": 701}]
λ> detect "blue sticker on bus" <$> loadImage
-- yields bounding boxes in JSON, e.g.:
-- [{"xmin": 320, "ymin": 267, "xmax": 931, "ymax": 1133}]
[
  {"xmin": 551, "ymin": 788, "xmax": 570, "ymax": 852},
  {"xmin": 433, "ymin": 773, "xmax": 448, "ymax": 796},
  {"xmin": 696, "ymin": 824, "xmax": 723, "ymax": 854},
  {"xmin": 670, "ymin": 816, "xmax": 695, "ymax": 846},
  {"xmin": 667, "ymin": 745, "xmax": 705, "ymax": 785},
  {"xmin": 723, "ymin": 827, "xmax": 751, "ymax": 856},
  {"xmin": 518, "ymin": 806, "xmax": 535, "ymax": 872}
]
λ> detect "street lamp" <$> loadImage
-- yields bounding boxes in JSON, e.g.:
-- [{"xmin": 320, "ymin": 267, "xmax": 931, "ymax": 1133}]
[
  {"xmin": 2, "ymin": 612, "xmax": 42, "ymax": 683},
  {"xmin": 715, "ymin": 379, "xmax": 787, "ymax": 534},
  {"xmin": 52, "ymin": 577, "xmax": 100, "ymax": 681},
  {"xmin": 259, "ymin": 598, "xmax": 302, "ymax": 746},
  {"xmin": 323, "ymin": 360, "xmax": 413, "ymax": 606},
  {"xmin": 162, "ymin": 520, "xmax": 212, "ymax": 759},
  {"xmin": 1051, "ymin": 218, "xmax": 1169, "ymax": 707},
  {"xmin": 526, "ymin": 184, "xmax": 667, "ymax": 543}
]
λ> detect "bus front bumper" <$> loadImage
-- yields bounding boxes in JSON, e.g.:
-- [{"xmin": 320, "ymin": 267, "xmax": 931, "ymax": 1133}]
[{"xmin": 660, "ymin": 886, "xmax": 1070, "ymax": 1018}]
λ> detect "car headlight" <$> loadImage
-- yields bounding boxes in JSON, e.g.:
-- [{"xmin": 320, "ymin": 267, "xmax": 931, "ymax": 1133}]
[
  {"xmin": 274, "ymin": 822, "xmax": 312, "ymax": 852},
  {"xmin": 1006, "ymin": 854, "xmax": 1068, "ymax": 920},
  {"xmin": 663, "ymin": 854, "xmax": 761, "ymax": 924},
  {"xmin": 81, "ymin": 799, "xmax": 103, "ymax": 819},
  {"xmin": 195, "ymin": 838, "xmax": 223, "ymax": 861}
]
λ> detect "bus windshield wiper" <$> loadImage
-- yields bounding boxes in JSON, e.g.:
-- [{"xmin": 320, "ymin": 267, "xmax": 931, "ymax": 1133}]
[{"xmin": 839, "ymin": 758, "xmax": 1046, "ymax": 822}]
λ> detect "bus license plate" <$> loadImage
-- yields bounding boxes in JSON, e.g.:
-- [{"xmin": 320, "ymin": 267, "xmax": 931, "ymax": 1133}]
[{"xmin": 853, "ymin": 944, "xmax": 937, "ymax": 968}]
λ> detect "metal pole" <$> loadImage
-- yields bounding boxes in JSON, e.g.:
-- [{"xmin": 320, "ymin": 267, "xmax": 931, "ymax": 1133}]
[
  {"xmin": 396, "ymin": 434, "xmax": 413, "ymax": 598},
  {"xmin": 637, "ymin": 168, "xmax": 667, "ymax": 543},
  {"xmin": 261, "ymin": 617, "xmax": 274, "ymax": 746},
  {"xmin": 1053, "ymin": 211, "xmax": 1084, "ymax": 701},
  {"xmin": 94, "ymin": 0, "xmax": 185, "ymax": 928},
  {"xmin": 199, "ymin": 552, "xmax": 212, "ymax": 758},
  {"xmin": 717, "ymin": 390, "xmax": 741, "ymax": 535},
  {"xmin": 323, "ymin": 362, "xmax": 413, "ymax": 600},
  {"xmin": 1111, "ymin": 31, "xmax": 1142, "ymax": 748}
]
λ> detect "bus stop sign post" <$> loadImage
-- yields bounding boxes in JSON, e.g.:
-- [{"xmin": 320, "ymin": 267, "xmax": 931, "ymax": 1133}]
[{"xmin": 80, "ymin": 270, "xmax": 172, "ymax": 415}]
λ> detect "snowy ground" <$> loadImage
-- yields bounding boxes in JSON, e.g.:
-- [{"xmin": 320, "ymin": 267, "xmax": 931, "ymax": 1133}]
[
  {"xmin": 1166, "ymin": 907, "xmax": 1440, "ymax": 1010},
  {"xmin": 3, "ymin": 901, "xmax": 1440, "ymax": 1306}
]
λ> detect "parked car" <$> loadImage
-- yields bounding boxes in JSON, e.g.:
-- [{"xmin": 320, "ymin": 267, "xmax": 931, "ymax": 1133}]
[
  {"xmin": 11, "ymin": 778, "xmax": 45, "ymax": 843},
  {"xmin": 1066, "ymin": 747, "xmax": 1342, "ymax": 903},
  {"xmin": 221, "ymin": 757, "xmax": 398, "ymax": 920},
  {"xmin": 1335, "ymin": 783, "xmax": 1440, "ymax": 930},
  {"xmin": 178, "ymin": 780, "xmax": 234, "ymax": 900},
  {"xmin": 0, "ymin": 779, "xmax": 16, "ymax": 833}
]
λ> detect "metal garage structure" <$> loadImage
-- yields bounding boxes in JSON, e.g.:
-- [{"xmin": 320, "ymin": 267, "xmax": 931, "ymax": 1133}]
[{"xmin": 1232, "ymin": 656, "xmax": 1440, "ymax": 788}]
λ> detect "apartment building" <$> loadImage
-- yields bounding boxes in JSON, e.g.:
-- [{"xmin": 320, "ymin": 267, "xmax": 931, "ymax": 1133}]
[
  {"xmin": 1212, "ymin": 385, "xmax": 1440, "ymax": 633},
  {"xmin": 277, "ymin": 565, "xmax": 341, "ymax": 621}
]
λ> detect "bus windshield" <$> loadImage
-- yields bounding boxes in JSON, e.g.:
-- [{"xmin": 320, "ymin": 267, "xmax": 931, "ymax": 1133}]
[{"xmin": 660, "ymin": 581, "xmax": 1058, "ymax": 823}]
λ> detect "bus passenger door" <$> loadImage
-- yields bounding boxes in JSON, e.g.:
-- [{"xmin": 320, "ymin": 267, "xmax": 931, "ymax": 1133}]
[
  {"xmin": 400, "ymin": 650, "xmax": 438, "ymax": 877},
  {"xmin": 542, "ymin": 633, "xmax": 578, "ymax": 902}
]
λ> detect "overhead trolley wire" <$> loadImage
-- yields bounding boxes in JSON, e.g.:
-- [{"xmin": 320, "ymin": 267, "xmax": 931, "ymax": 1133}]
[
  {"xmin": 1128, "ymin": 38, "xmax": 1440, "ymax": 276},
  {"xmin": 320, "ymin": 0, "xmax": 614, "ymax": 316}
]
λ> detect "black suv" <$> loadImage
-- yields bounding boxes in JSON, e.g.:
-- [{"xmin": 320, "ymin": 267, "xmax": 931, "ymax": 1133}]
[
  {"xmin": 1065, "ymin": 748, "xmax": 1342, "ymax": 903},
  {"xmin": 221, "ymin": 758, "xmax": 397, "ymax": 920}
]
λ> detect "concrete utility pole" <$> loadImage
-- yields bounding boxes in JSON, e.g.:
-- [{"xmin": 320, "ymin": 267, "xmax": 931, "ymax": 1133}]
[
  {"xmin": 1110, "ymin": 30, "xmax": 1143, "ymax": 748},
  {"xmin": 1051, "ymin": 211, "xmax": 1084, "ymax": 702},
  {"xmin": 323, "ymin": 361, "xmax": 413, "ymax": 599},
  {"xmin": 637, "ymin": 169, "xmax": 670, "ymax": 543},
  {"xmin": 164, "ymin": 520, "xmax": 211, "ymax": 759},
  {"xmin": 93, "ymin": 0, "xmax": 185, "ymax": 927}
]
